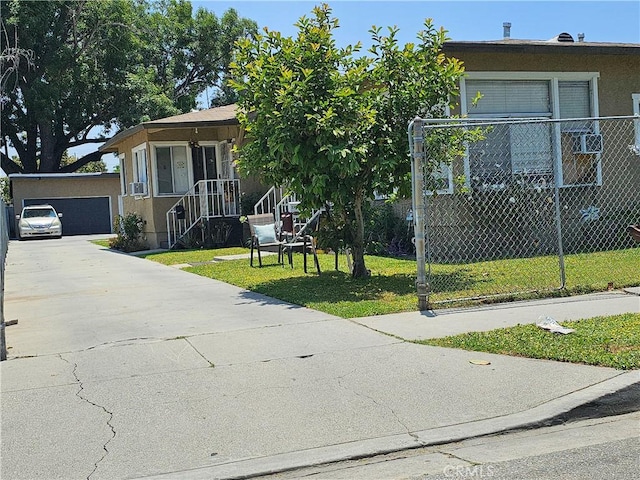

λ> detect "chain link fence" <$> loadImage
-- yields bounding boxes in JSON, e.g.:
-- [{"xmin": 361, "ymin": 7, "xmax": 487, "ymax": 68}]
[{"xmin": 410, "ymin": 116, "xmax": 640, "ymax": 308}]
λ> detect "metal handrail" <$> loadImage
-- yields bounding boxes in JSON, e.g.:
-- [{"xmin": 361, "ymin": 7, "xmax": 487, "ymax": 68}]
[{"xmin": 166, "ymin": 179, "xmax": 240, "ymax": 249}]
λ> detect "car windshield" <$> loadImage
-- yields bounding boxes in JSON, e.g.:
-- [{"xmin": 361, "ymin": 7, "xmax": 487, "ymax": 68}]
[{"xmin": 23, "ymin": 208, "xmax": 57, "ymax": 218}]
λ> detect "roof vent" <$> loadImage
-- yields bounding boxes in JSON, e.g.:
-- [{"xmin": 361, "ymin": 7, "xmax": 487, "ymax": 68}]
[
  {"xmin": 549, "ymin": 32, "xmax": 575, "ymax": 42},
  {"xmin": 503, "ymin": 22, "xmax": 511, "ymax": 39},
  {"xmin": 578, "ymin": 33, "xmax": 585, "ymax": 42}
]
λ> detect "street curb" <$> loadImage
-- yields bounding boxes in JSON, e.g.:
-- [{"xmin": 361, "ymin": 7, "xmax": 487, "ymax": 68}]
[{"xmin": 136, "ymin": 371, "xmax": 639, "ymax": 480}]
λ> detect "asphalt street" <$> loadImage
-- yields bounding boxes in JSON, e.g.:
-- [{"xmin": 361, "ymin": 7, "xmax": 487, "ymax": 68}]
[{"xmin": 258, "ymin": 412, "xmax": 639, "ymax": 479}]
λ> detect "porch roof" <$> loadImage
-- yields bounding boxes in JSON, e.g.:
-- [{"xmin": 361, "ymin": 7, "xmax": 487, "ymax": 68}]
[{"xmin": 100, "ymin": 104, "xmax": 239, "ymax": 153}]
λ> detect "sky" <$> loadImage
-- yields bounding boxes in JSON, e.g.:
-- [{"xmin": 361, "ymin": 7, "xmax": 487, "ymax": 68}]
[
  {"xmin": 3, "ymin": 0, "xmax": 639, "ymax": 175},
  {"xmin": 197, "ymin": 0, "xmax": 640, "ymax": 49}
]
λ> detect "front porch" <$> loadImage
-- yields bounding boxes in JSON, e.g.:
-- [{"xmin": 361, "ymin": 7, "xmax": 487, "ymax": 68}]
[{"xmin": 166, "ymin": 179, "xmax": 242, "ymax": 249}]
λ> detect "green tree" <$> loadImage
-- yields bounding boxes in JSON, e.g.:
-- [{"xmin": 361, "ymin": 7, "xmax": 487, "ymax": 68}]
[
  {"xmin": 230, "ymin": 4, "xmax": 465, "ymax": 278},
  {"xmin": 60, "ymin": 151, "xmax": 106, "ymax": 173},
  {"xmin": 139, "ymin": 1, "xmax": 256, "ymax": 113},
  {"xmin": 1, "ymin": 0, "xmax": 256, "ymax": 175},
  {"xmin": 0, "ymin": 177, "xmax": 10, "ymax": 204}
]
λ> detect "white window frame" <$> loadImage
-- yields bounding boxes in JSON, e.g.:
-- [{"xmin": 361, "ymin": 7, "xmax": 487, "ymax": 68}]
[
  {"xmin": 461, "ymin": 72, "xmax": 601, "ymax": 188},
  {"xmin": 426, "ymin": 103, "xmax": 455, "ymax": 195},
  {"xmin": 150, "ymin": 142, "xmax": 193, "ymax": 197},
  {"xmin": 118, "ymin": 153, "xmax": 127, "ymax": 196},
  {"xmin": 425, "ymin": 163, "xmax": 454, "ymax": 196},
  {"xmin": 131, "ymin": 143, "xmax": 149, "ymax": 197},
  {"xmin": 217, "ymin": 141, "xmax": 236, "ymax": 180}
]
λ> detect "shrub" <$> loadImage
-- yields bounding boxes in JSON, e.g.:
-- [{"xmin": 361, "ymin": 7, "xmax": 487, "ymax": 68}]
[
  {"xmin": 240, "ymin": 191, "xmax": 267, "ymax": 215},
  {"xmin": 364, "ymin": 203, "xmax": 414, "ymax": 257},
  {"xmin": 315, "ymin": 202, "xmax": 415, "ymax": 257},
  {"xmin": 109, "ymin": 212, "xmax": 148, "ymax": 252}
]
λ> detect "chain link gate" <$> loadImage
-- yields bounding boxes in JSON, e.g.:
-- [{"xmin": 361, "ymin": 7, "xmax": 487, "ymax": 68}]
[{"xmin": 410, "ymin": 116, "xmax": 640, "ymax": 309}]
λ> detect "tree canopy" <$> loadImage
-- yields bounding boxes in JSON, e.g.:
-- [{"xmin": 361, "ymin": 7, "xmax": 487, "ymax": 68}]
[
  {"xmin": 0, "ymin": 0, "xmax": 256, "ymax": 175},
  {"xmin": 230, "ymin": 4, "xmax": 465, "ymax": 277}
]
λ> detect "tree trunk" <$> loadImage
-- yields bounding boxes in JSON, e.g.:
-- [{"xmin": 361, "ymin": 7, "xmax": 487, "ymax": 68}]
[
  {"xmin": 0, "ymin": 151, "xmax": 22, "ymax": 174},
  {"xmin": 350, "ymin": 190, "xmax": 370, "ymax": 278},
  {"xmin": 38, "ymin": 122, "xmax": 59, "ymax": 172}
]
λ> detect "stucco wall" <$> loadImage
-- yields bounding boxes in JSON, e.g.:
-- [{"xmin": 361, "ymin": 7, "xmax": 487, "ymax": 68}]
[
  {"xmin": 442, "ymin": 45, "xmax": 640, "ymax": 232},
  {"xmin": 445, "ymin": 48, "xmax": 640, "ymax": 116},
  {"xmin": 11, "ymin": 173, "xmax": 120, "ymax": 223}
]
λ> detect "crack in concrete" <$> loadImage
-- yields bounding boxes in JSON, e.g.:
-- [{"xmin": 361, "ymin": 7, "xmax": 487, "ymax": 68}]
[
  {"xmin": 184, "ymin": 337, "xmax": 215, "ymax": 367},
  {"xmin": 335, "ymin": 375, "xmax": 419, "ymax": 442},
  {"xmin": 59, "ymin": 354, "xmax": 116, "ymax": 480},
  {"xmin": 439, "ymin": 450, "xmax": 480, "ymax": 466}
]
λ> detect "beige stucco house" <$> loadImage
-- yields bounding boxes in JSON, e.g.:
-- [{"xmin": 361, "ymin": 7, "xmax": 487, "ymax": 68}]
[
  {"xmin": 404, "ymin": 34, "xmax": 640, "ymax": 258},
  {"xmin": 99, "ymin": 104, "xmax": 263, "ymax": 249}
]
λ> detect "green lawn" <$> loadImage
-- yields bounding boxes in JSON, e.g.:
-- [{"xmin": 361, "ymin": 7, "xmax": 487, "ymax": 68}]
[
  {"xmin": 141, "ymin": 246, "xmax": 639, "ymax": 319},
  {"xmin": 91, "ymin": 239, "xmax": 111, "ymax": 248},
  {"xmin": 141, "ymin": 247, "xmax": 249, "ymax": 264},
  {"xmin": 418, "ymin": 313, "xmax": 640, "ymax": 370}
]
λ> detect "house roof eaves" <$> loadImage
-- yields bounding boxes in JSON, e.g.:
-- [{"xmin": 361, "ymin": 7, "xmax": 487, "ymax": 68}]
[
  {"xmin": 143, "ymin": 118, "xmax": 239, "ymax": 129},
  {"xmin": 9, "ymin": 172, "xmax": 119, "ymax": 179},
  {"xmin": 99, "ymin": 104, "xmax": 240, "ymax": 153},
  {"xmin": 99, "ymin": 124, "xmax": 144, "ymax": 153},
  {"xmin": 443, "ymin": 40, "xmax": 640, "ymax": 56}
]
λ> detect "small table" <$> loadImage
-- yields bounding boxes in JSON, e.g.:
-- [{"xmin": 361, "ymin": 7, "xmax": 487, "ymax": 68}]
[{"xmin": 284, "ymin": 235, "xmax": 321, "ymax": 274}]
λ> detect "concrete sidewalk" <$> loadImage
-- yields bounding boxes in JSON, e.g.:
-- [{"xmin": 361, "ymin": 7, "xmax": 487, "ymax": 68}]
[
  {"xmin": 354, "ymin": 289, "xmax": 640, "ymax": 340},
  {"xmin": 1, "ymin": 236, "xmax": 638, "ymax": 480}
]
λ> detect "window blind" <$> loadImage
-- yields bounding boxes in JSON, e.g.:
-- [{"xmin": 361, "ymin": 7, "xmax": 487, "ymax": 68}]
[{"xmin": 466, "ymin": 80, "xmax": 551, "ymax": 115}]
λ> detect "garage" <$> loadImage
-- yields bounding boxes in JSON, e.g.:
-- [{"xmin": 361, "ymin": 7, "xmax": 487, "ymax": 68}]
[
  {"xmin": 24, "ymin": 197, "xmax": 112, "ymax": 235},
  {"xmin": 9, "ymin": 173, "xmax": 121, "ymax": 238}
]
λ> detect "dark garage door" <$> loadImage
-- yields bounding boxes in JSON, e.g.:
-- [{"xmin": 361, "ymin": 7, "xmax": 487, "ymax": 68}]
[{"xmin": 24, "ymin": 197, "xmax": 112, "ymax": 235}]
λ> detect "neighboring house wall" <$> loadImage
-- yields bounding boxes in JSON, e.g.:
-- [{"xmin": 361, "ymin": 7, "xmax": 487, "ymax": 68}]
[
  {"xmin": 440, "ymin": 44, "xmax": 640, "ymax": 198},
  {"xmin": 399, "ymin": 42, "xmax": 640, "ymax": 259},
  {"xmin": 447, "ymin": 49, "xmax": 639, "ymax": 116},
  {"xmin": 10, "ymin": 173, "xmax": 121, "ymax": 236}
]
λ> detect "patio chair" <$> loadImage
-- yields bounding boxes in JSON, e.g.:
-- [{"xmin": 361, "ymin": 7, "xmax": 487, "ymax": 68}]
[
  {"xmin": 282, "ymin": 234, "xmax": 321, "ymax": 275},
  {"xmin": 247, "ymin": 213, "xmax": 285, "ymax": 267}
]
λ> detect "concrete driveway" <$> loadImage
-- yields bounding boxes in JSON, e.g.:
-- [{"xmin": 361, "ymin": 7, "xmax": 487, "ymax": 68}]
[{"xmin": 0, "ymin": 236, "xmax": 633, "ymax": 479}]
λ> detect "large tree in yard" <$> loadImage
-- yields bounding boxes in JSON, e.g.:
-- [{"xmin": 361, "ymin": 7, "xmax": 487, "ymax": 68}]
[
  {"xmin": 0, "ymin": 0, "xmax": 256, "ymax": 174},
  {"xmin": 230, "ymin": 4, "xmax": 465, "ymax": 278}
]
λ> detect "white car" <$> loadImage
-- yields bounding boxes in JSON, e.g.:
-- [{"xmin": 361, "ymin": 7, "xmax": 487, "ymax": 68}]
[{"xmin": 16, "ymin": 204, "xmax": 63, "ymax": 239}]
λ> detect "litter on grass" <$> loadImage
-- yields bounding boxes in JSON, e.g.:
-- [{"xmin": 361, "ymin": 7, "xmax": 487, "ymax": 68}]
[{"xmin": 536, "ymin": 316, "xmax": 575, "ymax": 335}]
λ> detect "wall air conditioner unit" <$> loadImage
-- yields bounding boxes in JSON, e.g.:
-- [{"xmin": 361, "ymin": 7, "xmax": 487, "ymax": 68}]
[
  {"xmin": 129, "ymin": 182, "xmax": 147, "ymax": 196},
  {"xmin": 572, "ymin": 134, "xmax": 603, "ymax": 154}
]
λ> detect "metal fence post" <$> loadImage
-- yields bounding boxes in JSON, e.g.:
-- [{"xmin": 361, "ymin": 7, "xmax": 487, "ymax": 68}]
[
  {"xmin": 553, "ymin": 168, "xmax": 567, "ymax": 290},
  {"xmin": 410, "ymin": 118, "xmax": 429, "ymax": 310},
  {"xmin": 1, "ymin": 199, "xmax": 8, "ymax": 361},
  {"xmin": 551, "ymin": 121, "xmax": 566, "ymax": 289}
]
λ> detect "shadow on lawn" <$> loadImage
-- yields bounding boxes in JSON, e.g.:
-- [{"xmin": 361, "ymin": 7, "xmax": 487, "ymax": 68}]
[{"xmin": 247, "ymin": 268, "xmax": 482, "ymax": 306}]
